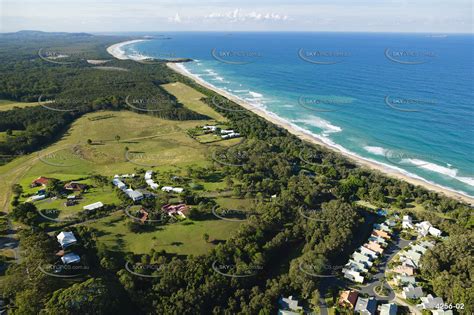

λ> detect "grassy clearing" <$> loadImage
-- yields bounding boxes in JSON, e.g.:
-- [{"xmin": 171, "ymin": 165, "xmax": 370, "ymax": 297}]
[
  {"xmin": 0, "ymin": 100, "xmax": 40, "ymax": 111},
  {"xmin": 162, "ymin": 82, "xmax": 227, "ymax": 121},
  {"xmin": 88, "ymin": 212, "xmax": 242, "ymax": 256}
]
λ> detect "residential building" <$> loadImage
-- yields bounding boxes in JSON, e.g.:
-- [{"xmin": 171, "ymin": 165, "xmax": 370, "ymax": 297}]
[
  {"xmin": 343, "ymin": 269, "xmax": 364, "ymax": 283},
  {"xmin": 30, "ymin": 176, "xmax": 50, "ymax": 187},
  {"xmin": 63, "ymin": 182, "xmax": 87, "ymax": 191},
  {"xmin": 346, "ymin": 260, "xmax": 368, "ymax": 273},
  {"xmin": 365, "ymin": 241, "xmax": 384, "ymax": 254},
  {"xmin": 378, "ymin": 303, "xmax": 397, "ymax": 315},
  {"xmin": 124, "ymin": 189, "xmax": 144, "ymax": 202},
  {"xmin": 144, "ymin": 170, "xmax": 153, "ymax": 180},
  {"xmin": 403, "ymin": 250, "xmax": 422, "ymax": 267},
  {"xmin": 416, "ymin": 221, "xmax": 433, "ymax": 237},
  {"xmin": 359, "ymin": 246, "xmax": 378, "ymax": 260},
  {"xmin": 338, "ymin": 290, "xmax": 358, "ymax": 309},
  {"xmin": 394, "ymin": 275, "xmax": 417, "ymax": 286},
  {"xmin": 83, "ymin": 201, "xmax": 104, "ymax": 211},
  {"xmin": 372, "ymin": 229, "xmax": 390, "ymax": 240},
  {"xmin": 417, "ymin": 294, "xmax": 444, "ymax": 310},
  {"xmin": 112, "ymin": 178, "xmax": 126, "ymax": 190},
  {"xmin": 402, "ymin": 215, "xmax": 414, "ymax": 229},
  {"xmin": 393, "ymin": 264, "xmax": 415, "ymax": 276},
  {"xmin": 402, "ymin": 284, "xmax": 424, "ymax": 299},
  {"xmin": 57, "ymin": 231, "xmax": 77, "ymax": 248},
  {"xmin": 354, "ymin": 297, "xmax": 377, "ymax": 315},
  {"xmin": 352, "ymin": 252, "xmax": 373, "ymax": 267},
  {"xmin": 278, "ymin": 296, "xmax": 303, "ymax": 312},
  {"xmin": 374, "ymin": 223, "xmax": 392, "ymax": 233},
  {"xmin": 428, "ymin": 226, "xmax": 442, "ymax": 237},
  {"xmin": 431, "ymin": 310, "xmax": 453, "ymax": 315},
  {"xmin": 369, "ymin": 235, "xmax": 387, "ymax": 246},
  {"xmin": 61, "ymin": 252, "xmax": 81, "ymax": 264},
  {"xmin": 412, "ymin": 244, "xmax": 429, "ymax": 254}
]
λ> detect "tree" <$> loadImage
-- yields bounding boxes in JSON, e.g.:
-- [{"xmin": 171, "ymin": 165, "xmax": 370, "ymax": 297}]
[
  {"xmin": 115, "ymin": 135, "xmax": 121, "ymax": 142},
  {"xmin": 87, "ymin": 139, "xmax": 92, "ymax": 145},
  {"xmin": 203, "ymin": 233, "xmax": 210, "ymax": 243}
]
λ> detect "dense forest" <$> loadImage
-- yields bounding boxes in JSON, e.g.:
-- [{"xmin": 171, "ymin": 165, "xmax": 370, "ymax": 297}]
[{"xmin": 0, "ymin": 32, "xmax": 472, "ymax": 314}]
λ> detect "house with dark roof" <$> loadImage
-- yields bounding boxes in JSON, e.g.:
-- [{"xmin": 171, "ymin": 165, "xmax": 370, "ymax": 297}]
[
  {"xmin": 338, "ymin": 290, "xmax": 358, "ymax": 309},
  {"xmin": 354, "ymin": 297, "xmax": 377, "ymax": 315}
]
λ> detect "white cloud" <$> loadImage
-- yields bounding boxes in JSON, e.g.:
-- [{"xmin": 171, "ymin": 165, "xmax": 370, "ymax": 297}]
[{"xmin": 205, "ymin": 8, "xmax": 289, "ymax": 22}]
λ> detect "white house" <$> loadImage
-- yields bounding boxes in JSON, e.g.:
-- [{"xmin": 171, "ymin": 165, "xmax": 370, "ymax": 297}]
[
  {"xmin": 352, "ymin": 251, "xmax": 373, "ymax": 267},
  {"xmin": 369, "ymin": 235, "xmax": 388, "ymax": 246},
  {"xmin": 402, "ymin": 284, "xmax": 424, "ymax": 299},
  {"xmin": 359, "ymin": 246, "xmax": 378, "ymax": 259},
  {"xmin": 124, "ymin": 189, "xmax": 143, "ymax": 202},
  {"xmin": 416, "ymin": 221, "xmax": 433, "ymax": 236},
  {"xmin": 417, "ymin": 294, "xmax": 444, "ymax": 310},
  {"xmin": 112, "ymin": 178, "xmax": 126, "ymax": 190},
  {"xmin": 57, "ymin": 231, "xmax": 77, "ymax": 248},
  {"xmin": 203, "ymin": 125, "xmax": 217, "ymax": 131},
  {"xmin": 220, "ymin": 129, "xmax": 234, "ymax": 134},
  {"xmin": 346, "ymin": 259, "xmax": 369, "ymax": 273},
  {"xmin": 403, "ymin": 250, "xmax": 422, "ymax": 267},
  {"xmin": 144, "ymin": 170, "xmax": 153, "ymax": 180},
  {"xmin": 428, "ymin": 226, "xmax": 442, "ymax": 237},
  {"xmin": 146, "ymin": 179, "xmax": 159, "ymax": 190},
  {"xmin": 83, "ymin": 201, "xmax": 104, "ymax": 211},
  {"xmin": 379, "ymin": 303, "xmax": 397, "ymax": 315},
  {"xmin": 412, "ymin": 244, "xmax": 429, "ymax": 254},
  {"xmin": 402, "ymin": 215, "xmax": 414, "ymax": 229},
  {"xmin": 431, "ymin": 310, "xmax": 453, "ymax": 315},
  {"xmin": 343, "ymin": 269, "xmax": 365, "ymax": 283},
  {"xmin": 61, "ymin": 252, "xmax": 81, "ymax": 264},
  {"xmin": 30, "ymin": 195, "xmax": 46, "ymax": 202},
  {"xmin": 161, "ymin": 186, "xmax": 184, "ymax": 193},
  {"xmin": 278, "ymin": 296, "xmax": 303, "ymax": 312}
]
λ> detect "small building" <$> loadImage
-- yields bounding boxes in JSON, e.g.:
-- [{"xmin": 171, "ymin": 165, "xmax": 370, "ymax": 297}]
[
  {"xmin": 419, "ymin": 240, "xmax": 435, "ymax": 249},
  {"xmin": 162, "ymin": 204, "xmax": 189, "ymax": 218},
  {"xmin": 428, "ymin": 226, "xmax": 442, "ymax": 237},
  {"xmin": 278, "ymin": 296, "xmax": 303, "ymax": 312},
  {"xmin": 369, "ymin": 235, "xmax": 387, "ymax": 246},
  {"xmin": 146, "ymin": 179, "xmax": 159, "ymax": 190},
  {"xmin": 378, "ymin": 303, "xmax": 397, "ymax": 315},
  {"xmin": 161, "ymin": 186, "xmax": 184, "ymax": 193},
  {"xmin": 401, "ymin": 284, "xmax": 424, "ymax": 299},
  {"xmin": 358, "ymin": 246, "xmax": 378, "ymax": 259},
  {"xmin": 345, "ymin": 260, "xmax": 368, "ymax": 273},
  {"xmin": 394, "ymin": 275, "xmax": 417, "ymax": 286},
  {"xmin": 30, "ymin": 194, "xmax": 46, "ymax": 202},
  {"xmin": 354, "ymin": 297, "xmax": 377, "ymax": 315},
  {"xmin": 365, "ymin": 241, "xmax": 384, "ymax": 254},
  {"xmin": 343, "ymin": 268, "xmax": 364, "ymax": 283},
  {"xmin": 338, "ymin": 290, "xmax": 358, "ymax": 309},
  {"xmin": 431, "ymin": 310, "xmax": 453, "ymax": 315},
  {"xmin": 30, "ymin": 176, "xmax": 50, "ymax": 187},
  {"xmin": 374, "ymin": 223, "xmax": 392, "ymax": 233},
  {"xmin": 124, "ymin": 189, "xmax": 144, "ymax": 202},
  {"xmin": 57, "ymin": 231, "xmax": 77, "ymax": 248},
  {"xmin": 203, "ymin": 125, "xmax": 217, "ymax": 132},
  {"xmin": 403, "ymin": 250, "xmax": 422, "ymax": 267},
  {"xmin": 144, "ymin": 170, "xmax": 153, "ymax": 180},
  {"xmin": 61, "ymin": 252, "xmax": 81, "ymax": 265},
  {"xmin": 220, "ymin": 129, "xmax": 234, "ymax": 134},
  {"xmin": 83, "ymin": 201, "xmax": 104, "ymax": 211},
  {"xmin": 412, "ymin": 244, "xmax": 429, "ymax": 254},
  {"xmin": 372, "ymin": 229, "xmax": 390, "ymax": 240},
  {"xmin": 352, "ymin": 251, "xmax": 373, "ymax": 267},
  {"xmin": 393, "ymin": 265, "xmax": 415, "ymax": 276},
  {"xmin": 64, "ymin": 182, "xmax": 87, "ymax": 191},
  {"xmin": 402, "ymin": 215, "xmax": 414, "ymax": 229},
  {"xmin": 417, "ymin": 294, "xmax": 444, "ymax": 310},
  {"xmin": 112, "ymin": 178, "xmax": 126, "ymax": 190},
  {"xmin": 416, "ymin": 221, "xmax": 433, "ymax": 237}
]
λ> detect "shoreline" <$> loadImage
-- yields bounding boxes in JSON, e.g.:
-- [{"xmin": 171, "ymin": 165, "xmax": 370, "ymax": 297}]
[
  {"xmin": 106, "ymin": 39, "xmax": 150, "ymax": 60},
  {"xmin": 166, "ymin": 62, "xmax": 474, "ymax": 205}
]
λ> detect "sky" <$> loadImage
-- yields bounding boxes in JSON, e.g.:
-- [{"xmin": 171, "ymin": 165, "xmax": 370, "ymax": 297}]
[{"xmin": 1, "ymin": 0, "xmax": 472, "ymax": 33}]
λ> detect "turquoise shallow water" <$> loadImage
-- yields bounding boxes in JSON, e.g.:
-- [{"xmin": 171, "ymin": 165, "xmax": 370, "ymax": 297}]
[{"xmin": 122, "ymin": 32, "xmax": 474, "ymax": 197}]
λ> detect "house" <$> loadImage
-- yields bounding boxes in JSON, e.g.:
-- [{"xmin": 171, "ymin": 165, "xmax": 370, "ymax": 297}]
[
  {"xmin": 83, "ymin": 201, "xmax": 104, "ymax": 211},
  {"xmin": 402, "ymin": 215, "xmax": 414, "ymax": 229},
  {"xmin": 354, "ymin": 297, "xmax": 377, "ymax": 315},
  {"xmin": 419, "ymin": 240, "xmax": 435, "ymax": 249},
  {"xmin": 144, "ymin": 170, "xmax": 153, "ymax": 180},
  {"xmin": 428, "ymin": 226, "xmax": 442, "ymax": 237},
  {"xmin": 412, "ymin": 244, "xmax": 429, "ymax": 254},
  {"xmin": 61, "ymin": 252, "xmax": 81, "ymax": 264},
  {"xmin": 138, "ymin": 208, "xmax": 149, "ymax": 224},
  {"xmin": 365, "ymin": 241, "xmax": 384, "ymax": 254},
  {"xmin": 114, "ymin": 174, "xmax": 135, "ymax": 178},
  {"xmin": 358, "ymin": 246, "xmax": 378, "ymax": 259},
  {"xmin": 220, "ymin": 129, "xmax": 234, "ymax": 134},
  {"xmin": 402, "ymin": 284, "xmax": 424, "ymax": 299},
  {"xmin": 112, "ymin": 178, "xmax": 126, "ymax": 190},
  {"xmin": 369, "ymin": 235, "xmax": 387, "ymax": 246},
  {"xmin": 377, "ymin": 209, "xmax": 388, "ymax": 216},
  {"xmin": 338, "ymin": 290, "xmax": 358, "ymax": 309},
  {"xmin": 393, "ymin": 264, "xmax": 415, "ymax": 276},
  {"xmin": 417, "ymin": 294, "xmax": 444, "ymax": 310},
  {"xmin": 378, "ymin": 303, "xmax": 397, "ymax": 315},
  {"xmin": 162, "ymin": 204, "xmax": 189, "ymax": 218},
  {"xmin": 146, "ymin": 179, "xmax": 159, "ymax": 190},
  {"xmin": 203, "ymin": 125, "xmax": 217, "ymax": 132},
  {"xmin": 372, "ymin": 229, "xmax": 390, "ymax": 240},
  {"xmin": 221, "ymin": 132, "xmax": 241, "ymax": 139},
  {"xmin": 343, "ymin": 268, "xmax": 364, "ymax": 283},
  {"xmin": 352, "ymin": 251, "xmax": 373, "ymax": 267},
  {"xmin": 29, "ymin": 194, "xmax": 46, "ymax": 202},
  {"xmin": 63, "ymin": 182, "xmax": 87, "ymax": 191},
  {"xmin": 394, "ymin": 275, "xmax": 417, "ymax": 286},
  {"xmin": 124, "ymin": 189, "xmax": 144, "ymax": 202},
  {"xmin": 403, "ymin": 250, "xmax": 422, "ymax": 267},
  {"xmin": 374, "ymin": 223, "xmax": 392, "ymax": 233},
  {"xmin": 431, "ymin": 310, "xmax": 453, "ymax": 315},
  {"xmin": 278, "ymin": 296, "xmax": 303, "ymax": 312},
  {"xmin": 416, "ymin": 221, "xmax": 433, "ymax": 237},
  {"xmin": 346, "ymin": 260, "xmax": 369, "ymax": 273},
  {"xmin": 385, "ymin": 219, "xmax": 396, "ymax": 227},
  {"xmin": 57, "ymin": 231, "xmax": 77, "ymax": 248},
  {"xmin": 30, "ymin": 176, "xmax": 50, "ymax": 187},
  {"xmin": 161, "ymin": 186, "xmax": 184, "ymax": 193}
]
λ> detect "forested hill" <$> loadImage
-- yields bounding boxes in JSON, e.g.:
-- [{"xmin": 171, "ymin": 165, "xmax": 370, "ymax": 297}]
[{"xmin": 0, "ymin": 31, "xmax": 209, "ymax": 157}]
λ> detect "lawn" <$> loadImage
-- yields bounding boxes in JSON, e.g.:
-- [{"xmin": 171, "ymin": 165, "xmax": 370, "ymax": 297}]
[
  {"xmin": 87, "ymin": 212, "xmax": 242, "ymax": 256},
  {"xmin": 0, "ymin": 99, "xmax": 40, "ymax": 111},
  {"xmin": 162, "ymin": 82, "xmax": 227, "ymax": 121}
]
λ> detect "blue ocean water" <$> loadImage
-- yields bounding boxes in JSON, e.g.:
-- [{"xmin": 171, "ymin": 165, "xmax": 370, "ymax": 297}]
[{"xmin": 122, "ymin": 32, "xmax": 474, "ymax": 197}]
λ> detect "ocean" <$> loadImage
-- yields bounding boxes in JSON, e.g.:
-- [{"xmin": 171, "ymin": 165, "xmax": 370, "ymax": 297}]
[{"xmin": 120, "ymin": 32, "xmax": 474, "ymax": 197}]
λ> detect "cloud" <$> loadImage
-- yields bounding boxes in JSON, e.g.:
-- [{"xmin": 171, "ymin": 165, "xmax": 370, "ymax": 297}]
[{"xmin": 205, "ymin": 9, "xmax": 289, "ymax": 22}]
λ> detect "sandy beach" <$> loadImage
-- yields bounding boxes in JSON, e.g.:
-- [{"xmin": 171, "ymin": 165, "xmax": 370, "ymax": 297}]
[
  {"xmin": 106, "ymin": 39, "xmax": 150, "ymax": 60},
  {"xmin": 166, "ymin": 62, "xmax": 474, "ymax": 205}
]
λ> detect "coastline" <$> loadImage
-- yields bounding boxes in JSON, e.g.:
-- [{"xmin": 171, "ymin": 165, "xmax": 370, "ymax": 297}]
[
  {"xmin": 166, "ymin": 62, "xmax": 474, "ymax": 205},
  {"xmin": 106, "ymin": 39, "xmax": 150, "ymax": 60}
]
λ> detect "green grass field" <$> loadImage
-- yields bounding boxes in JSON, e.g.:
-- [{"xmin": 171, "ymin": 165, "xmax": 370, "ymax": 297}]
[
  {"xmin": 162, "ymin": 82, "xmax": 227, "ymax": 121},
  {"xmin": 0, "ymin": 99, "xmax": 40, "ymax": 111},
  {"xmin": 87, "ymin": 212, "xmax": 242, "ymax": 256}
]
